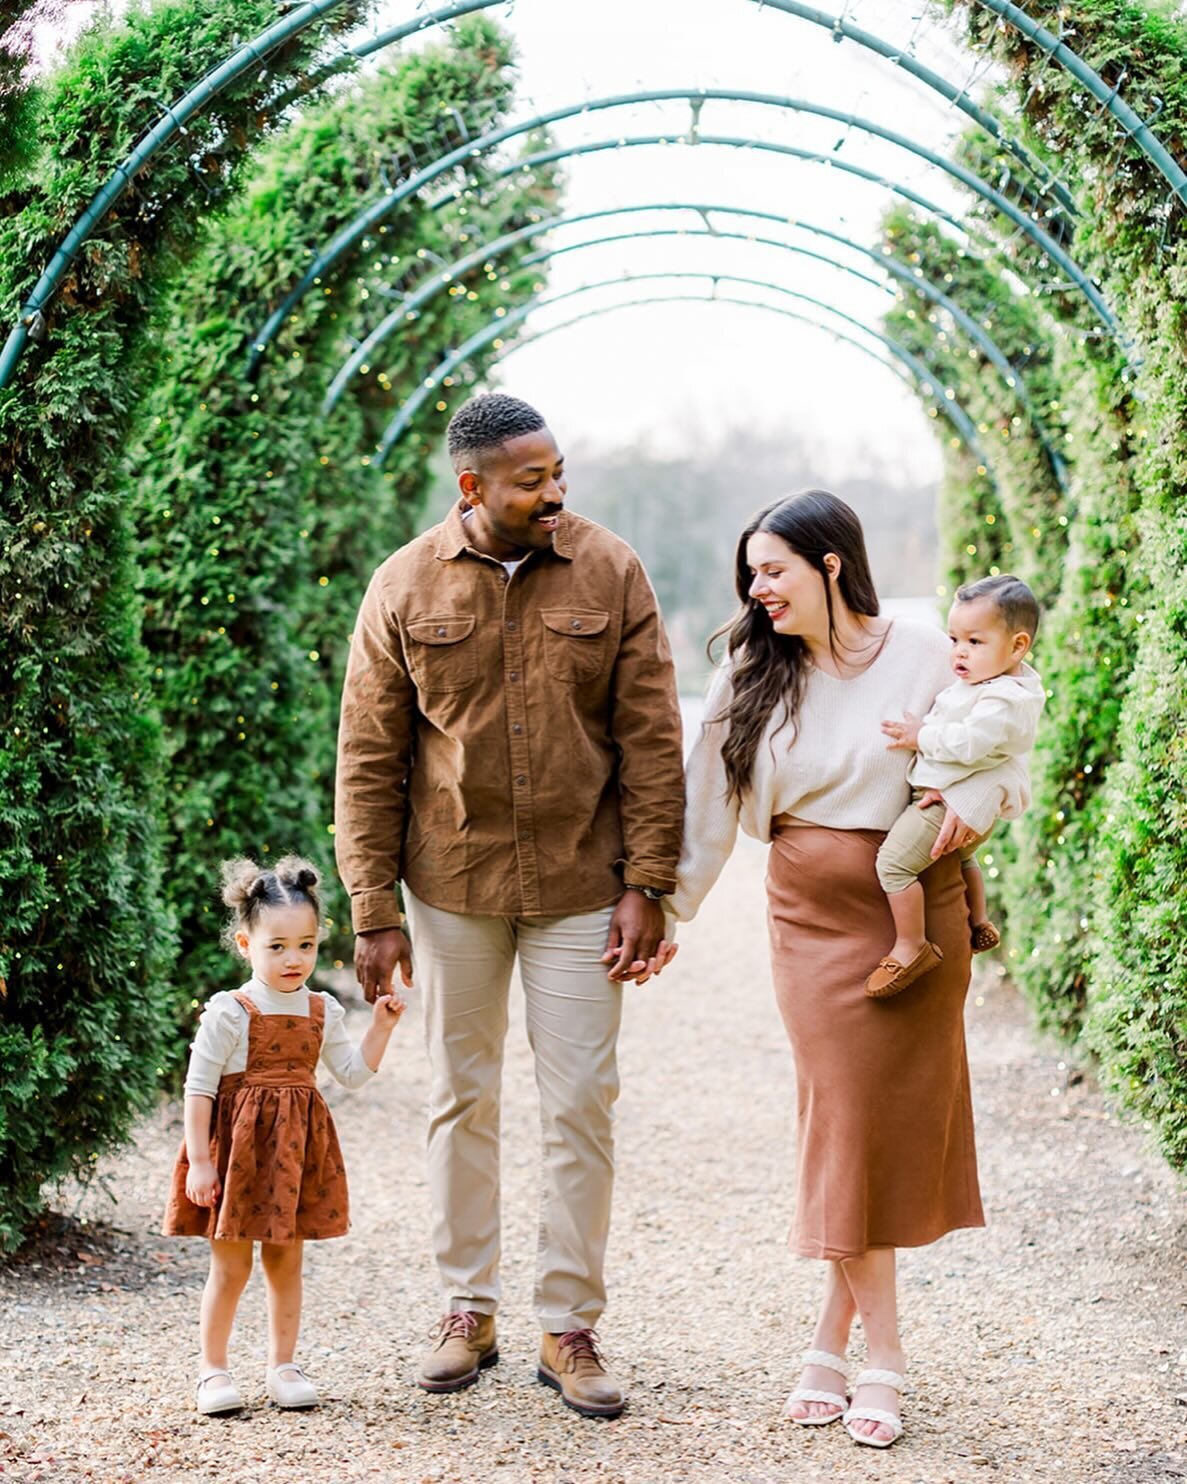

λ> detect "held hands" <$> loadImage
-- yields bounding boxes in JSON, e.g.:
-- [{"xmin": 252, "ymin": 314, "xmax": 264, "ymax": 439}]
[
  {"xmin": 186, "ymin": 1158, "xmax": 221, "ymax": 1209},
  {"xmin": 360, "ymin": 985, "xmax": 407, "ymax": 1074},
  {"xmin": 601, "ymin": 890, "xmax": 678, "ymax": 985},
  {"xmin": 881, "ymin": 710, "xmax": 922, "ymax": 750},
  {"xmin": 917, "ymin": 788, "xmax": 980, "ymax": 857}
]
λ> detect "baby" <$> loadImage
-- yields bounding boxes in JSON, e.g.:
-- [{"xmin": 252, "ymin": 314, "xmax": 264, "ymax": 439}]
[{"xmin": 868, "ymin": 573, "xmax": 1046, "ymax": 998}]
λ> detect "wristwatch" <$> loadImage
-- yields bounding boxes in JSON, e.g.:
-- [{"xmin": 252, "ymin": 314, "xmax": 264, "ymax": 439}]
[{"xmin": 626, "ymin": 883, "xmax": 667, "ymax": 901}]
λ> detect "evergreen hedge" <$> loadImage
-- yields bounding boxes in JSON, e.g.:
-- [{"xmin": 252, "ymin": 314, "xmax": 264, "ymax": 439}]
[
  {"xmin": 934, "ymin": 0, "xmax": 1187, "ymax": 1163},
  {"xmin": 0, "ymin": 0, "xmax": 374, "ymax": 1248}
]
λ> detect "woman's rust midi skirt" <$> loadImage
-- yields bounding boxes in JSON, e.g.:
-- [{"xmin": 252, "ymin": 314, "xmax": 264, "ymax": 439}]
[{"xmin": 767, "ymin": 823, "xmax": 984, "ymax": 1259}]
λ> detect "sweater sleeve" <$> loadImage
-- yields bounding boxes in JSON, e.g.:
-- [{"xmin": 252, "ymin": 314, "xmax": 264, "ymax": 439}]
[
  {"xmin": 916, "ymin": 694, "xmax": 1025, "ymax": 767},
  {"xmin": 668, "ymin": 666, "xmax": 741, "ymax": 923},
  {"xmin": 317, "ymin": 993, "xmax": 379, "ymax": 1089},
  {"xmin": 183, "ymin": 993, "xmax": 247, "ymax": 1099}
]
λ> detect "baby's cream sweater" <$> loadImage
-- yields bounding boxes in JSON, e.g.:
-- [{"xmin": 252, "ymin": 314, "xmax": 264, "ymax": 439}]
[
  {"xmin": 670, "ymin": 620, "xmax": 970, "ymax": 922},
  {"xmin": 909, "ymin": 664, "xmax": 1045, "ymax": 833}
]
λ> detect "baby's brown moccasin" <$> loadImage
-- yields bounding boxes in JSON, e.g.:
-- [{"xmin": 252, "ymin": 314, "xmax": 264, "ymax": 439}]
[
  {"xmin": 865, "ymin": 941, "xmax": 943, "ymax": 999},
  {"xmin": 970, "ymin": 921, "xmax": 1001, "ymax": 954}
]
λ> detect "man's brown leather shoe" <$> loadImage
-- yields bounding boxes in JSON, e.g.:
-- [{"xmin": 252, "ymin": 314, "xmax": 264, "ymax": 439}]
[
  {"xmin": 417, "ymin": 1311, "xmax": 498, "ymax": 1392},
  {"xmin": 537, "ymin": 1329, "xmax": 624, "ymax": 1418}
]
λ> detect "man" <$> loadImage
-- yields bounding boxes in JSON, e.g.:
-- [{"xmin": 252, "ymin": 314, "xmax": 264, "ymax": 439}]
[{"xmin": 334, "ymin": 393, "xmax": 685, "ymax": 1417}]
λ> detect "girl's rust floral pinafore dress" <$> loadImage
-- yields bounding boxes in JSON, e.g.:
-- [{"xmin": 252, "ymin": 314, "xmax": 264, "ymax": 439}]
[{"xmin": 163, "ymin": 991, "xmax": 349, "ymax": 1243}]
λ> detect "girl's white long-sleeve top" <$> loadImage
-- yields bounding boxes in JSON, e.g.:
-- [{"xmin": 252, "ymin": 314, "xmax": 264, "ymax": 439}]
[
  {"xmin": 183, "ymin": 977, "xmax": 376, "ymax": 1098},
  {"xmin": 670, "ymin": 620, "xmax": 954, "ymax": 922},
  {"xmin": 908, "ymin": 663, "xmax": 1045, "ymax": 833}
]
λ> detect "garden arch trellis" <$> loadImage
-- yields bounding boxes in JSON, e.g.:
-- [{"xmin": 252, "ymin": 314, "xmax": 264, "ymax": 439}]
[
  {"xmin": 365, "ymin": 269, "xmax": 995, "ymax": 468},
  {"xmin": 446, "ymin": 287, "xmax": 997, "ymax": 468},
  {"xmin": 240, "ymin": 85, "xmax": 1121, "ymax": 372},
  {"xmin": 318, "ymin": 197, "xmax": 1066, "ymax": 487},
  {"xmin": 5, "ymin": 0, "xmax": 1183, "ymax": 392}
]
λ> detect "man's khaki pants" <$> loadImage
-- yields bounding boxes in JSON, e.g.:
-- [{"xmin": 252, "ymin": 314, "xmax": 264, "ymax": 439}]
[{"xmin": 404, "ymin": 889, "xmax": 621, "ymax": 1333}]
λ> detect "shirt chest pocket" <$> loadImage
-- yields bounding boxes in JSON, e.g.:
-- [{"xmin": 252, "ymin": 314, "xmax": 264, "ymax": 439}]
[
  {"xmin": 405, "ymin": 616, "xmax": 478, "ymax": 693},
  {"xmin": 540, "ymin": 608, "xmax": 611, "ymax": 684}
]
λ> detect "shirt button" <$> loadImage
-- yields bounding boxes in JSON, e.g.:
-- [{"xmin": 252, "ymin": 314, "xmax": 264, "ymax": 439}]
[
  {"xmin": 518, "ymin": 829, "xmax": 531, "ymax": 841},
  {"xmin": 571, "ymin": 619, "xmax": 582, "ymax": 630},
  {"xmin": 507, "ymin": 620, "xmax": 518, "ymax": 632},
  {"xmin": 509, "ymin": 671, "xmax": 519, "ymax": 682},
  {"xmin": 516, "ymin": 775, "xmax": 527, "ymax": 786},
  {"xmin": 436, "ymin": 626, "xmax": 447, "ymax": 637},
  {"xmin": 512, "ymin": 723, "xmax": 523, "ymax": 735}
]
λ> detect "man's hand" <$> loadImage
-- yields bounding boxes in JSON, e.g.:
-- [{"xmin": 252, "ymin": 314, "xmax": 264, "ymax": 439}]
[
  {"xmin": 601, "ymin": 890, "xmax": 666, "ymax": 982},
  {"xmin": 917, "ymin": 790, "xmax": 979, "ymax": 857},
  {"xmin": 354, "ymin": 926, "xmax": 414, "ymax": 1004},
  {"xmin": 186, "ymin": 1158, "xmax": 221, "ymax": 1209},
  {"xmin": 881, "ymin": 710, "xmax": 921, "ymax": 750}
]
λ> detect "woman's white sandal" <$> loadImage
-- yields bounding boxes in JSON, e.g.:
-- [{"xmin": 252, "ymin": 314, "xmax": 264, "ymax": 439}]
[
  {"xmin": 783, "ymin": 1348, "xmax": 848, "ymax": 1426},
  {"xmin": 196, "ymin": 1366, "xmax": 243, "ymax": 1416},
  {"xmin": 843, "ymin": 1367, "xmax": 905, "ymax": 1448},
  {"xmin": 266, "ymin": 1361, "xmax": 319, "ymax": 1409}
]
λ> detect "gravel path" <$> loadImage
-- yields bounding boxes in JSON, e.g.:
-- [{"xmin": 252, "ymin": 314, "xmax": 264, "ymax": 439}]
[{"xmin": 3, "ymin": 839, "xmax": 1186, "ymax": 1483}]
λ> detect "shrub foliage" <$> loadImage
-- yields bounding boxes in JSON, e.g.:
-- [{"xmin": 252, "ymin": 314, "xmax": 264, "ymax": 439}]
[
  {"xmin": 917, "ymin": 0, "xmax": 1187, "ymax": 1163},
  {"xmin": 0, "ymin": 0, "xmax": 557, "ymax": 1245}
]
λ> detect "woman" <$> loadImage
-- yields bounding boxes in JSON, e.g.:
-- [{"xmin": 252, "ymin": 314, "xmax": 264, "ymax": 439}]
[{"xmin": 669, "ymin": 491, "xmax": 984, "ymax": 1448}]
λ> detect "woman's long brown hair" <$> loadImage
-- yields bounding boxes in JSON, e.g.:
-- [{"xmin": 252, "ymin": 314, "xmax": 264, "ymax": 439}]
[{"xmin": 709, "ymin": 490, "xmax": 883, "ymax": 801}]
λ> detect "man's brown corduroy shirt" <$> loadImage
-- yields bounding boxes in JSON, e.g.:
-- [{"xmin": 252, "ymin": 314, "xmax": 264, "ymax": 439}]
[{"xmin": 334, "ymin": 503, "xmax": 685, "ymax": 930}]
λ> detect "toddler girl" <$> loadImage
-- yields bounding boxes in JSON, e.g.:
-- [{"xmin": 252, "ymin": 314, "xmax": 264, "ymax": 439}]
[
  {"xmin": 163, "ymin": 855, "xmax": 404, "ymax": 1414},
  {"xmin": 868, "ymin": 573, "xmax": 1046, "ymax": 997}
]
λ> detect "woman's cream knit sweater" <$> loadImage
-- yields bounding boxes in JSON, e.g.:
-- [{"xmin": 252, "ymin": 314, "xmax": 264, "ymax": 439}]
[{"xmin": 670, "ymin": 619, "xmax": 968, "ymax": 922}]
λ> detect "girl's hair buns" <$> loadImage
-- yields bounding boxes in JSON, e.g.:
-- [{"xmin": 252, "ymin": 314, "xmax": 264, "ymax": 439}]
[{"xmin": 220, "ymin": 855, "xmax": 323, "ymax": 950}]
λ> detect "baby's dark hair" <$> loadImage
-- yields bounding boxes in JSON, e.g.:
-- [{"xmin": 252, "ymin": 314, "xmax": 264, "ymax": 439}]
[
  {"xmin": 220, "ymin": 855, "xmax": 323, "ymax": 951},
  {"xmin": 954, "ymin": 572, "xmax": 1040, "ymax": 640},
  {"xmin": 446, "ymin": 392, "xmax": 545, "ymax": 472}
]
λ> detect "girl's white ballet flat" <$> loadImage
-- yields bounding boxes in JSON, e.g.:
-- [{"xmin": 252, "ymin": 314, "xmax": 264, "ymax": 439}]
[
  {"xmin": 783, "ymin": 1348, "xmax": 849, "ymax": 1426},
  {"xmin": 196, "ymin": 1367, "xmax": 243, "ymax": 1416},
  {"xmin": 266, "ymin": 1361, "xmax": 320, "ymax": 1409},
  {"xmin": 843, "ymin": 1367, "xmax": 905, "ymax": 1448}
]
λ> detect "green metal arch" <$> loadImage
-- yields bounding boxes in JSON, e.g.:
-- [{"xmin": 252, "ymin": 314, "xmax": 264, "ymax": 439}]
[
  {"xmin": 352, "ymin": 0, "xmax": 1075, "ymax": 219},
  {"xmin": 245, "ymin": 86, "xmax": 1121, "ymax": 371},
  {"xmin": 494, "ymin": 294, "xmax": 993, "ymax": 473},
  {"xmin": 3, "ymin": 0, "xmax": 1174, "ymax": 388},
  {"xmin": 446, "ymin": 131, "xmax": 973, "ymax": 240},
  {"xmin": 976, "ymin": 0, "xmax": 1187, "ymax": 209},
  {"xmin": 519, "ymin": 229, "xmax": 1066, "ymax": 491},
  {"xmin": 741, "ymin": 0, "xmax": 1077, "ymax": 217},
  {"xmin": 323, "ymin": 199, "xmax": 1065, "ymax": 486},
  {"xmin": 372, "ymin": 270, "xmax": 993, "ymax": 468}
]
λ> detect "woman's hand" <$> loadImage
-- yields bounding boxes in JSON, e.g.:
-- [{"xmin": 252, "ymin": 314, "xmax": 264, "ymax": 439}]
[
  {"xmin": 881, "ymin": 710, "xmax": 921, "ymax": 750},
  {"xmin": 186, "ymin": 1158, "xmax": 221, "ymax": 1208},
  {"xmin": 918, "ymin": 790, "xmax": 979, "ymax": 856}
]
